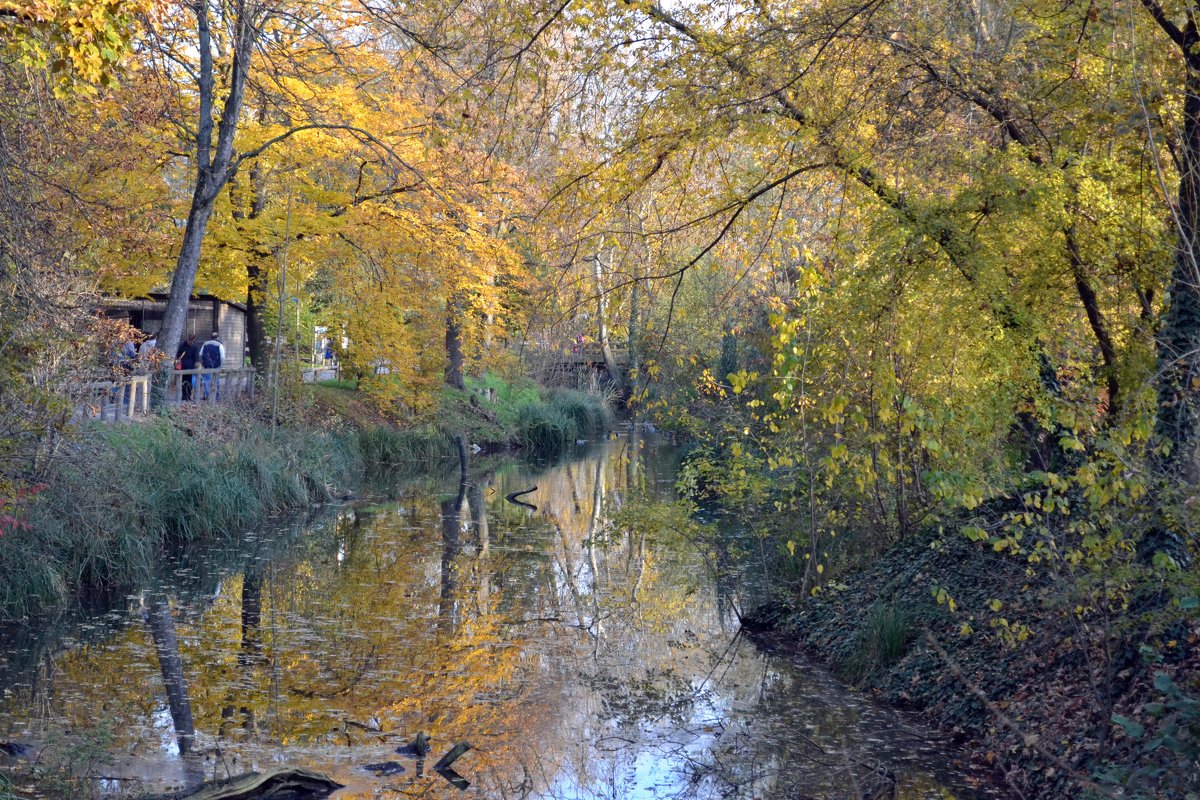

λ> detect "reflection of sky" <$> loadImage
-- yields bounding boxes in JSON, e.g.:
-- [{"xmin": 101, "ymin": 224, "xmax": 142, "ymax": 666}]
[
  {"xmin": 545, "ymin": 673, "xmax": 726, "ymax": 800},
  {"xmin": 0, "ymin": 433, "xmax": 1003, "ymax": 800},
  {"xmin": 153, "ymin": 706, "xmax": 179, "ymax": 756}
]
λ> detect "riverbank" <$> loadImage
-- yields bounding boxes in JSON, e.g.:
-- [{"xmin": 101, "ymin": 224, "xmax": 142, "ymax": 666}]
[
  {"xmin": 308, "ymin": 373, "xmax": 613, "ymax": 459},
  {"xmin": 0, "ymin": 380, "xmax": 614, "ymax": 623},
  {"xmin": 748, "ymin": 529, "xmax": 1199, "ymax": 800},
  {"xmin": 0, "ymin": 405, "xmax": 359, "ymax": 622}
]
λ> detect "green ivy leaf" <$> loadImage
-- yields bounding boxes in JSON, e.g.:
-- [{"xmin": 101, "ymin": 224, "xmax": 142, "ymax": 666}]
[{"xmin": 1111, "ymin": 714, "xmax": 1144, "ymax": 739}]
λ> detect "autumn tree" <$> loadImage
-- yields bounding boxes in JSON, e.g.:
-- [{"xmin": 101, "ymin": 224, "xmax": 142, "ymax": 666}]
[{"xmin": 0, "ymin": 0, "xmax": 155, "ymax": 496}]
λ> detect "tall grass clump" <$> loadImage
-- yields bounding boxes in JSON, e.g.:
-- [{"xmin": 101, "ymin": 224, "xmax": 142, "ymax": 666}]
[
  {"xmin": 841, "ymin": 602, "xmax": 916, "ymax": 683},
  {"xmin": 548, "ymin": 389, "xmax": 613, "ymax": 437},
  {"xmin": 516, "ymin": 402, "xmax": 578, "ymax": 457},
  {"xmin": 514, "ymin": 389, "xmax": 611, "ymax": 458},
  {"xmin": 357, "ymin": 425, "xmax": 455, "ymax": 465},
  {"xmin": 0, "ymin": 410, "xmax": 360, "ymax": 621}
]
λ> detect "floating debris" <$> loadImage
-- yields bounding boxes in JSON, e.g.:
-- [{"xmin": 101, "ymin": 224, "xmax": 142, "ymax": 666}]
[{"xmin": 361, "ymin": 761, "xmax": 406, "ymax": 776}]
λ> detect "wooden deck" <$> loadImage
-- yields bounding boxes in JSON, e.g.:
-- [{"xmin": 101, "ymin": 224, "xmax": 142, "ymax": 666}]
[{"xmin": 561, "ymin": 346, "xmax": 629, "ymax": 367}]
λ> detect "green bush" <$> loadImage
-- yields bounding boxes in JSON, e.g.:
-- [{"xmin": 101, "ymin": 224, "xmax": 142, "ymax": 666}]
[{"xmin": 451, "ymin": 374, "xmax": 612, "ymax": 456}]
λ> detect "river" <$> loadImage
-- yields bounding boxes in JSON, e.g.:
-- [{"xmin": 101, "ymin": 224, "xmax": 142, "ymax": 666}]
[{"xmin": 0, "ymin": 427, "xmax": 1006, "ymax": 799}]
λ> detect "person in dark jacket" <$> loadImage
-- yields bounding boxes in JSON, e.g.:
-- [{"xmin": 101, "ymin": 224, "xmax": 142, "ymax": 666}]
[
  {"xmin": 199, "ymin": 332, "xmax": 224, "ymax": 401},
  {"xmin": 175, "ymin": 334, "xmax": 200, "ymax": 401}
]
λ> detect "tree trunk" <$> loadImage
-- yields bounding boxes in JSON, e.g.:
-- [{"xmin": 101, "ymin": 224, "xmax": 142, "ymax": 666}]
[
  {"xmin": 1155, "ymin": 66, "xmax": 1200, "ymax": 486},
  {"xmin": 157, "ymin": 1, "xmax": 256, "ymax": 397},
  {"xmin": 244, "ymin": 163, "xmax": 270, "ymax": 370},
  {"xmin": 445, "ymin": 295, "xmax": 466, "ymax": 390},
  {"xmin": 1144, "ymin": 60, "xmax": 1200, "ymax": 567},
  {"xmin": 160, "ymin": 202, "xmax": 213, "ymax": 367},
  {"xmin": 592, "ymin": 252, "xmax": 618, "ymax": 381},
  {"xmin": 246, "ymin": 261, "xmax": 267, "ymax": 370},
  {"xmin": 719, "ymin": 327, "xmax": 738, "ymax": 381}
]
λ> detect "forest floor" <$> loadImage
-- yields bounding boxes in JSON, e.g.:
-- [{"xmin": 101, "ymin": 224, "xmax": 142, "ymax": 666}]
[{"xmin": 752, "ymin": 531, "xmax": 1199, "ymax": 800}]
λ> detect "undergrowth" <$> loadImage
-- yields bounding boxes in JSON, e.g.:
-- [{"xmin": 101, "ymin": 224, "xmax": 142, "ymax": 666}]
[{"xmin": 316, "ymin": 377, "xmax": 358, "ymax": 390}]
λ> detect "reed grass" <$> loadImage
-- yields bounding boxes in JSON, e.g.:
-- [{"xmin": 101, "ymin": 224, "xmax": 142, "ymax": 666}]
[
  {"xmin": 516, "ymin": 389, "xmax": 611, "ymax": 458},
  {"xmin": 0, "ymin": 412, "xmax": 361, "ymax": 621},
  {"xmin": 357, "ymin": 425, "xmax": 456, "ymax": 465},
  {"xmin": 841, "ymin": 602, "xmax": 916, "ymax": 682}
]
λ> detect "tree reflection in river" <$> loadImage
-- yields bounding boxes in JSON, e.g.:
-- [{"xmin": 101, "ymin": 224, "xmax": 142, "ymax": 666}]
[
  {"xmin": 0, "ymin": 432, "xmax": 1001, "ymax": 799},
  {"xmin": 143, "ymin": 594, "xmax": 196, "ymax": 756}
]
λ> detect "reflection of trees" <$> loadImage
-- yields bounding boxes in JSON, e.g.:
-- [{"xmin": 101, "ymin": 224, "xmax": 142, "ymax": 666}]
[
  {"xmin": 5, "ymin": 436, "xmax": 764, "ymax": 799},
  {"xmin": 467, "ymin": 472, "xmax": 492, "ymax": 613},
  {"xmin": 144, "ymin": 594, "xmax": 196, "ymax": 755},
  {"xmin": 439, "ymin": 476, "xmax": 467, "ymax": 633},
  {"xmin": 584, "ymin": 668, "xmax": 699, "ymax": 728},
  {"xmin": 626, "ymin": 426, "xmax": 644, "ymax": 493},
  {"xmin": 219, "ymin": 554, "xmax": 264, "ymax": 740}
]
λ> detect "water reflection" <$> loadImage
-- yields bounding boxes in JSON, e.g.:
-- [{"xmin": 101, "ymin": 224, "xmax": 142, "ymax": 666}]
[{"xmin": 0, "ymin": 431, "xmax": 1004, "ymax": 799}]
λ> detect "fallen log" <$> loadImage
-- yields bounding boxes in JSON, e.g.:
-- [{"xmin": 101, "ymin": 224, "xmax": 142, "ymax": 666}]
[
  {"xmin": 141, "ymin": 768, "xmax": 342, "ymax": 800},
  {"xmin": 436, "ymin": 766, "xmax": 470, "ymax": 790},
  {"xmin": 505, "ymin": 486, "xmax": 537, "ymax": 510},
  {"xmin": 433, "ymin": 741, "xmax": 472, "ymax": 772}
]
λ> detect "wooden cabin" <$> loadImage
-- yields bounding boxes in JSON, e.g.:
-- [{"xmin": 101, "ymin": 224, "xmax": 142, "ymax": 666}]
[{"xmin": 101, "ymin": 293, "xmax": 248, "ymax": 366}]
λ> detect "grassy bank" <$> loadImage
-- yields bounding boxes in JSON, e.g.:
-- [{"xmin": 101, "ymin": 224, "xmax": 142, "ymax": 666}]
[
  {"xmin": 1, "ymin": 378, "xmax": 615, "ymax": 622},
  {"xmin": 0, "ymin": 407, "xmax": 360, "ymax": 621},
  {"xmin": 311, "ymin": 372, "xmax": 613, "ymax": 460}
]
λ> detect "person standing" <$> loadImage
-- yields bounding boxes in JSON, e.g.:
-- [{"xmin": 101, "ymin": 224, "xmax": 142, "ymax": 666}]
[
  {"xmin": 111, "ymin": 337, "xmax": 137, "ymax": 408},
  {"xmin": 139, "ymin": 331, "xmax": 159, "ymax": 370},
  {"xmin": 175, "ymin": 334, "xmax": 200, "ymax": 401},
  {"xmin": 199, "ymin": 331, "xmax": 225, "ymax": 401}
]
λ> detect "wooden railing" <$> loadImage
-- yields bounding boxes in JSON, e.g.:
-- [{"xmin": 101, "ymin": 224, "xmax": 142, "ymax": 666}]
[
  {"xmin": 165, "ymin": 367, "xmax": 256, "ymax": 404},
  {"xmin": 561, "ymin": 346, "xmax": 629, "ymax": 367},
  {"xmin": 66, "ymin": 367, "xmax": 256, "ymax": 421},
  {"xmin": 69, "ymin": 375, "xmax": 152, "ymax": 421}
]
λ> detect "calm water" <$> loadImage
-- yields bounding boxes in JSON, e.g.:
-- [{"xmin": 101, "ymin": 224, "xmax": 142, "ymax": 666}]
[{"xmin": 0, "ymin": 429, "xmax": 1004, "ymax": 799}]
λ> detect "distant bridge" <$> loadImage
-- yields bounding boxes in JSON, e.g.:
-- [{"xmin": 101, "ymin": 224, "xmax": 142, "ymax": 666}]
[{"xmin": 560, "ymin": 346, "xmax": 629, "ymax": 368}]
